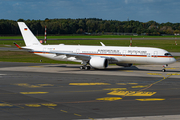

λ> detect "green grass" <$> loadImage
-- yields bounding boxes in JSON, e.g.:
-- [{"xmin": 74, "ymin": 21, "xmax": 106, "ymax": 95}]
[
  {"xmin": 1, "ymin": 39, "xmax": 179, "ymax": 52},
  {"xmin": 47, "ymin": 40, "xmax": 180, "ymax": 52},
  {"xmin": 0, "ymin": 51, "xmax": 77, "ymax": 64},
  {"xmin": 0, "ymin": 36, "xmax": 23, "ymax": 39},
  {"xmin": 1, "ymin": 35, "xmax": 180, "ymax": 39}
]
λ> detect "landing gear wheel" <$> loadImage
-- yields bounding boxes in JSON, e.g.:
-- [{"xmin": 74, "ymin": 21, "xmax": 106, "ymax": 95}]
[
  {"xmin": 80, "ymin": 66, "xmax": 91, "ymax": 70},
  {"xmin": 80, "ymin": 66, "xmax": 85, "ymax": 70},
  {"xmin": 85, "ymin": 66, "xmax": 91, "ymax": 70},
  {"xmin": 162, "ymin": 64, "xmax": 168, "ymax": 72}
]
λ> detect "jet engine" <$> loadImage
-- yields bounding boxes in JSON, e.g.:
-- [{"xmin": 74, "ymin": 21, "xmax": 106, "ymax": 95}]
[
  {"xmin": 89, "ymin": 57, "xmax": 108, "ymax": 69},
  {"xmin": 116, "ymin": 63, "xmax": 133, "ymax": 67}
]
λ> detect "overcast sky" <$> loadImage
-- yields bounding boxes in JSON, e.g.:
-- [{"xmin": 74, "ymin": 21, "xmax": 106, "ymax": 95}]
[{"xmin": 0, "ymin": 0, "xmax": 180, "ymax": 23}]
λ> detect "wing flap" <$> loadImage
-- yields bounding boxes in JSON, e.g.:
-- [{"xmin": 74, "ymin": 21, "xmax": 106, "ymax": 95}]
[
  {"xmin": 54, "ymin": 52, "xmax": 118, "ymax": 62},
  {"xmin": 55, "ymin": 52, "xmax": 90, "ymax": 61}
]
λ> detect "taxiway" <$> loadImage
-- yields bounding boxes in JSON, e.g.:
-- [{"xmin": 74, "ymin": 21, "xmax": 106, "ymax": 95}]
[{"xmin": 0, "ymin": 62, "xmax": 179, "ymax": 120}]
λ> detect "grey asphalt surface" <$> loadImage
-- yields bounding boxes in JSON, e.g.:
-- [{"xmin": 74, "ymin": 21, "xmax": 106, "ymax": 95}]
[{"xmin": 0, "ymin": 62, "xmax": 180, "ymax": 120}]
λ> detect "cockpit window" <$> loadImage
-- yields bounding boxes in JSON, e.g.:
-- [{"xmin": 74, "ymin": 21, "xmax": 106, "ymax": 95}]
[{"xmin": 164, "ymin": 53, "xmax": 172, "ymax": 56}]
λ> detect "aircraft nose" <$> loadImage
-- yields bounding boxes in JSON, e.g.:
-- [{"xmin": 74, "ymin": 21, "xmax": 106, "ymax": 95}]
[{"xmin": 171, "ymin": 57, "xmax": 176, "ymax": 63}]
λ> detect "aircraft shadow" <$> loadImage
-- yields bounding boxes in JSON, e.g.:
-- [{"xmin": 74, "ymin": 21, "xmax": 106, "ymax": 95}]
[
  {"xmin": 94, "ymin": 67, "xmax": 180, "ymax": 72},
  {"xmin": 46, "ymin": 65, "xmax": 80, "ymax": 68},
  {"xmin": 46, "ymin": 65, "xmax": 180, "ymax": 72}
]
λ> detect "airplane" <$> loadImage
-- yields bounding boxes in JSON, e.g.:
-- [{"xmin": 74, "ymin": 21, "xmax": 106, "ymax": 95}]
[{"xmin": 15, "ymin": 22, "xmax": 176, "ymax": 72}]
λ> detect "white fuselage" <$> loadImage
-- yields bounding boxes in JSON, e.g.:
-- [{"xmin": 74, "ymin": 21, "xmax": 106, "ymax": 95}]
[
  {"xmin": 27, "ymin": 44, "xmax": 176, "ymax": 65},
  {"xmin": 17, "ymin": 22, "xmax": 176, "ymax": 70}
]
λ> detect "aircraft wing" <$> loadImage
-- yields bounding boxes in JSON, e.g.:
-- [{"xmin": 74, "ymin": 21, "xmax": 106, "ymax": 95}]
[
  {"xmin": 51, "ymin": 51, "xmax": 117, "ymax": 62},
  {"xmin": 55, "ymin": 52, "xmax": 91, "ymax": 61}
]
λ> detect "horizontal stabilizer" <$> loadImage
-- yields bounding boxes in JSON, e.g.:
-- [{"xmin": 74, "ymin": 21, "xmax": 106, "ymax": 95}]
[{"xmin": 14, "ymin": 42, "xmax": 22, "ymax": 49}]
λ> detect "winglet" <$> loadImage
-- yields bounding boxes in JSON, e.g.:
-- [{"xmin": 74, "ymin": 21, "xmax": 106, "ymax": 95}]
[{"xmin": 14, "ymin": 42, "xmax": 22, "ymax": 49}]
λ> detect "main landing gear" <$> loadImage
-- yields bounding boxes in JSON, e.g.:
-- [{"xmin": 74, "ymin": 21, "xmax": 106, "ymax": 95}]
[
  {"xmin": 80, "ymin": 65, "xmax": 91, "ymax": 70},
  {"xmin": 80, "ymin": 61, "xmax": 91, "ymax": 70},
  {"xmin": 162, "ymin": 64, "xmax": 168, "ymax": 72}
]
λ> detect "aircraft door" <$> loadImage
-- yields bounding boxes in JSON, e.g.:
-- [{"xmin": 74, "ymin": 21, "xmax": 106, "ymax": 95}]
[
  {"xmin": 154, "ymin": 51, "xmax": 158, "ymax": 58},
  {"xmin": 43, "ymin": 47, "xmax": 46, "ymax": 54},
  {"xmin": 122, "ymin": 50, "xmax": 126, "ymax": 56},
  {"xmin": 147, "ymin": 53, "xmax": 151, "ymax": 57},
  {"xmin": 76, "ymin": 49, "xmax": 80, "ymax": 54}
]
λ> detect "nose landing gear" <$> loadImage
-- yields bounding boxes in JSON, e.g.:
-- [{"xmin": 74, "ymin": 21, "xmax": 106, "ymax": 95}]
[
  {"xmin": 162, "ymin": 64, "xmax": 168, "ymax": 72},
  {"xmin": 162, "ymin": 68, "xmax": 166, "ymax": 72}
]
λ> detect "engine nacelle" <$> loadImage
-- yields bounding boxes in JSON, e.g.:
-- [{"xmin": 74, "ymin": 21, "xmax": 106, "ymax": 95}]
[
  {"xmin": 116, "ymin": 63, "xmax": 133, "ymax": 67},
  {"xmin": 89, "ymin": 57, "xmax": 108, "ymax": 69}
]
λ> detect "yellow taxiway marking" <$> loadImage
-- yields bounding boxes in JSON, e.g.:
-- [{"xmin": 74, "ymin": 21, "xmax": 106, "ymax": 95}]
[
  {"xmin": 0, "ymin": 101, "xmax": 24, "ymax": 109},
  {"xmin": 25, "ymin": 103, "xmax": 57, "ymax": 108},
  {"xmin": 25, "ymin": 104, "xmax": 41, "ymax": 107},
  {"xmin": 88, "ymin": 117, "xmax": 94, "ymax": 120},
  {"xmin": 60, "ymin": 110, "xmax": 68, "ymax": 113},
  {"xmin": 103, "ymin": 88, "xmax": 127, "ymax": 91},
  {"xmin": 132, "ymin": 85, "xmax": 149, "ymax": 88},
  {"xmin": 147, "ymin": 73, "xmax": 166, "ymax": 79},
  {"xmin": 116, "ymin": 83, "xmax": 138, "ymax": 85},
  {"xmin": 136, "ymin": 98, "xmax": 165, "ymax": 101},
  {"xmin": 74, "ymin": 113, "xmax": 82, "ymax": 117},
  {"xmin": 165, "ymin": 68, "xmax": 178, "ymax": 70},
  {"xmin": 116, "ymin": 83, "xmax": 127, "ymax": 85},
  {"xmin": 167, "ymin": 73, "xmax": 180, "ymax": 76},
  {"xmin": 14, "ymin": 83, "xmax": 29, "ymax": 87},
  {"xmin": 147, "ymin": 73, "xmax": 162, "ymax": 76},
  {"xmin": 14, "ymin": 83, "xmax": 54, "ymax": 88},
  {"xmin": 48, "ymin": 107, "xmax": 55, "ymax": 109},
  {"xmin": 29, "ymin": 84, "xmax": 54, "ymax": 88},
  {"xmin": 107, "ymin": 91, "xmax": 156, "ymax": 96},
  {"xmin": 20, "ymin": 92, "xmax": 48, "ymax": 94},
  {"xmin": 0, "ymin": 103, "xmax": 13, "ymax": 107},
  {"xmin": 41, "ymin": 103, "xmax": 57, "ymax": 107},
  {"xmin": 30, "ymin": 84, "xmax": 53, "ymax": 88},
  {"xmin": 69, "ymin": 83, "xmax": 111, "ymax": 86},
  {"xmin": 96, "ymin": 97, "xmax": 122, "ymax": 101}
]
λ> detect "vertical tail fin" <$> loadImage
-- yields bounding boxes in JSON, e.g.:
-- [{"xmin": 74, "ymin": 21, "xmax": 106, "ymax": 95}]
[{"xmin": 17, "ymin": 22, "xmax": 42, "ymax": 46}]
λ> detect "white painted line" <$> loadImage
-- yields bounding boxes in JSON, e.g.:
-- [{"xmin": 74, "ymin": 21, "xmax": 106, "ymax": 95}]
[{"xmin": 0, "ymin": 74, "xmax": 6, "ymax": 75}]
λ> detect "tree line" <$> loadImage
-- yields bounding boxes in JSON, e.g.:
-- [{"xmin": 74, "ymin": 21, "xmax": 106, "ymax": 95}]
[{"xmin": 0, "ymin": 18, "xmax": 180, "ymax": 35}]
